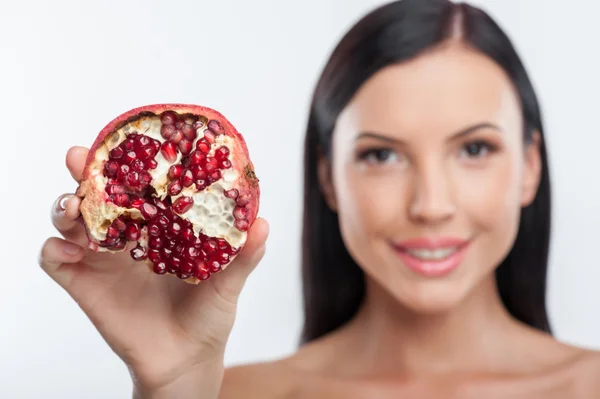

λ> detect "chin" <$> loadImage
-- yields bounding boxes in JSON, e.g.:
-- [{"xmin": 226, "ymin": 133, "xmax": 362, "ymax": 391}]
[{"xmin": 387, "ymin": 280, "xmax": 471, "ymax": 315}]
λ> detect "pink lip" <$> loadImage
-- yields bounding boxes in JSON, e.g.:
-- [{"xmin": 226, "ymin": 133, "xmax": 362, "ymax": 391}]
[{"xmin": 391, "ymin": 237, "xmax": 471, "ymax": 277}]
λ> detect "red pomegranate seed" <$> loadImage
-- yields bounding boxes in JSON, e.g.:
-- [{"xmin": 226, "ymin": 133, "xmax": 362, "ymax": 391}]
[
  {"xmin": 168, "ymin": 257, "xmax": 181, "ymax": 273},
  {"xmin": 190, "ymin": 165, "xmax": 206, "ymax": 180},
  {"xmin": 208, "ymin": 170, "xmax": 221, "ymax": 182},
  {"xmin": 215, "ymin": 146, "xmax": 229, "ymax": 159},
  {"xmin": 182, "ymin": 170, "xmax": 194, "ymax": 187},
  {"xmin": 193, "ymin": 119, "xmax": 205, "ymax": 130},
  {"xmin": 141, "ymin": 172, "xmax": 152, "ymax": 184},
  {"xmin": 107, "ymin": 225, "xmax": 119, "ymax": 238},
  {"xmin": 110, "ymin": 147, "xmax": 124, "ymax": 159},
  {"xmin": 131, "ymin": 159, "xmax": 144, "ymax": 172},
  {"xmin": 202, "ymin": 240, "xmax": 217, "ymax": 254},
  {"xmin": 148, "ymin": 249, "xmax": 162, "ymax": 263},
  {"xmin": 233, "ymin": 206, "xmax": 247, "ymax": 220},
  {"xmin": 123, "ymin": 139, "xmax": 135, "ymax": 151},
  {"xmin": 162, "ymin": 247, "xmax": 172, "ymax": 258},
  {"xmin": 189, "ymin": 151, "xmax": 205, "ymax": 166},
  {"xmin": 179, "ymin": 139, "xmax": 193, "ymax": 155},
  {"xmin": 125, "ymin": 222, "xmax": 141, "ymax": 241},
  {"xmin": 224, "ymin": 188, "xmax": 238, "ymax": 199},
  {"xmin": 104, "ymin": 161, "xmax": 119, "ymax": 177},
  {"xmin": 167, "ymin": 179, "xmax": 183, "ymax": 196},
  {"xmin": 208, "ymin": 119, "xmax": 224, "ymax": 135},
  {"xmin": 106, "ymin": 184, "xmax": 125, "ymax": 195},
  {"xmin": 175, "ymin": 243, "xmax": 186, "ymax": 256},
  {"xmin": 216, "ymin": 238, "xmax": 229, "ymax": 250},
  {"xmin": 153, "ymin": 261, "xmax": 167, "ymax": 275},
  {"xmin": 181, "ymin": 260, "xmax": 195, "ymax": 275},
  {"xmin": 113, "ymin": 217, "xmax": 127, "ymax": 232},
  {"xmin": 161, "ymin": 124, "xmax": 176, "ymax": 140},
  {"xmin": 186, "ymin": 246, "xmax": 199, "ymax": 259},
  {"xmin": 112, "ymin": 237, "xmax": 126, "ymax": 250},
  {"xmin": 139, "ymin": 145, "xmax": 155, "ymax": 161},
  {"xmin": 208, "ymin": 260, "xmax": 222, "ymax": 273},
  {"xmin": 216, "ymin": 251, "xmax": 230, "ymax": 265},
  {"xmin": 149, "ymin": 236, "xmax": 163, "ymax": 249},
  {"xmin": 113, "ymin": 193, "xmax": 130, "ymax": 207},
  {"xmin": 125, "ymin": 151, "xmax": 136, "ymax": 164},
  {"xmin": 181, "ymin": 228, "xmax": 195, "ymax": 243},
  {"xmin": 170, "ymin": 130, "xmax": 184, "ymax": 145},
  {"xmin": 168, "ymin": 221, "xmax": 182, "ymax": 236},
  {"xmin": 181, "ymin": 123, "xmax": 197, "ymax": 141},
  {"xmin": 130, "ymin": 245, "xmax": 148, "ymax": 260},
  {"xmin": 130, "ymin": 197, "xmax": 145, "ymax": 209},
  {"xmin": 161, "ymin": 141, "xmax": 177, "ymax": 163},
  {"xmin": 202, "ymin": 157, "xmax": 218, "ymax": 172},
  {"xmin": 234, "ymin": 219, "xmax": 249, "ymax": 231},
  {"xmin": 194, "ymin": 261, "xmax": 209, "ymax": 279},
  {"xmin": 148, "ymin": 222, "xmax": 161, "ymax": 237},
  {"xmin": 161, "ymin": 111, "xmax": 178, "ymax": 125},
  {"xmin": 141, "ymin": 203, "xmax": 158, "ymax": 219},
  {"xmin": 168, "ymin": 165, "xmax": 184, "ymax": 179},
  {"xmin": 151, "ymin": 139, "xmax": 161, "ymax": 152},
  {"xmin": 173, "ymin": 196, "xmax": 194, "ymax": 214},
  {"xmin": 195, "ymin": 180, "xmax": 207, "ymax": 191},
  {"xmin": 158, "ymin": 215, "xmax": 169, "ymax": 228},
  {"xmin": 236, "ymin": 195, "xmax": 250, "ymax": 207},
  {"xmin": 126, "ymin": 171, "xmax": 140, "ymax": 187},
  {"xmin": 196, "ymin": 138, "xmax": 210, "ymax": 154},
  {"xmin": 204, "ymin": 130, "xmax": 216, "ymax": 143},
  {"xmin": 146, "ymin": 159, "xmax": 158, "ymax": 169},
  {"xmin": 220, "ymin": 159, "xmax": 232, "ymax": 169}
]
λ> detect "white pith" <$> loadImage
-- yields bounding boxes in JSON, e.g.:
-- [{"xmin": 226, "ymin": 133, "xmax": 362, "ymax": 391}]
[
  {"xmin": 85, "ymin": 114, "xmax": 247, "ymax": 249},
  {"xmin": 405, "ymin": 247, "xmax": 458, "ymax": 260}
]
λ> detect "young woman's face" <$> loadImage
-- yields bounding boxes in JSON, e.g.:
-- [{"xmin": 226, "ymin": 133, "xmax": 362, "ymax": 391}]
[{"xmin": 322, "ymin": 44, "xmax": 541, "ymax": 313}]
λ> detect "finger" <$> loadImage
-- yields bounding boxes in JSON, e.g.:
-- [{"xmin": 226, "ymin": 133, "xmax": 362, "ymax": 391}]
[
  {"xmin": 66, "ymin": 146, "xmax": 89, "ymax": 183},
  {"xmin": 210, "ymin": 217, "xmax": 269, "ymax": 301},
  {"xmin": 51, "ymin": 193, "xmax": 87, "ymax": 245},
  {"xmin": 38, "ymin": 236, "xmax": 85, "ymax": 290}
]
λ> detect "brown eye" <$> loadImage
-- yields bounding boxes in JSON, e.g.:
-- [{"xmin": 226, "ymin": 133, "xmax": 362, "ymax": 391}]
[
  {"xmin": 358, "ymin": 148, "xmax": 400, "ymax": 164},
  {"xmin": 460, "ymin": 141, "xmax": 493, "ymax": 158}
]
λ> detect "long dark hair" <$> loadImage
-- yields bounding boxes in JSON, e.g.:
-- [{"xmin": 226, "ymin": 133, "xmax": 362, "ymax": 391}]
[{"xmin": 300, "ymin": 0, "xmax": 552, "ymax": 343}]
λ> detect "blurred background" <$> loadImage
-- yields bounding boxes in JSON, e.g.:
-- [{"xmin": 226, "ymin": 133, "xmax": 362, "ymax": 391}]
[{"xmin": 1, "ymin": 0, "xmax": 599, "ymax": 397}]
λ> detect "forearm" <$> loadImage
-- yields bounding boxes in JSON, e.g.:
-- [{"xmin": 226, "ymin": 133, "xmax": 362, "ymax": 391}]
[{"xmin": 132, "ymin": 362, "xmax": 224, "ymax": 399}]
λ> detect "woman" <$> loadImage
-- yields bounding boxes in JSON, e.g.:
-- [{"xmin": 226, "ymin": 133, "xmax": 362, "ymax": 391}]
[{"xmin": 38, "ymin": 0, "xmax": 600, "ymax": 397}]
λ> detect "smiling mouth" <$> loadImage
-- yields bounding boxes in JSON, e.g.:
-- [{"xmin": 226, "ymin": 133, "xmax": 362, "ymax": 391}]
[{"xmin": 391, "ymin": 237, "xmax": 471, "ymax": 277}]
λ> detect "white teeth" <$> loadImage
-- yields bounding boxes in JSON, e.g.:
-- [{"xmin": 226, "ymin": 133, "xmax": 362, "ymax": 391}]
[{"xmin": 406, "ymin": 247, "xmax": 458, "ymax": 260}]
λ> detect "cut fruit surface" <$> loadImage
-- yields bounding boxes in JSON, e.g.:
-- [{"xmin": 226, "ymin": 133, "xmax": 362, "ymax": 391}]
[{"xmin": 77, "ymin": 104, "xmax": 260, "ymax": 284}]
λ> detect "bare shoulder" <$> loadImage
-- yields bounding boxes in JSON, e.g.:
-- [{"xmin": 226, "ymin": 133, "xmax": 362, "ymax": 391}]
[
  {"xmin": 219, "ymin": 360, "xmax": 295, "ymax": 399},
  {"xmin": 573, "ymin": 349, "xmax": 600, "ymax": 389}
]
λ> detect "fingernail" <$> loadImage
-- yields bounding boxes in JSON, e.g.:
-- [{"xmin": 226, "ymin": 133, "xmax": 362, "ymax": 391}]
[
  {"xmin": 58, "ymin": 195, "xmax": 73, "ymax": 211},
  {"xmin": 63, "ymin": 242, "xmax": 81, "ymax": 255}
]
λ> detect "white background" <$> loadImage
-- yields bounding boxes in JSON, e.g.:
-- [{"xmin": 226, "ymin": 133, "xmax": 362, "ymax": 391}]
[{"xmin": 1, "ymin": 0, "xmax": 599, "ymax": 397}]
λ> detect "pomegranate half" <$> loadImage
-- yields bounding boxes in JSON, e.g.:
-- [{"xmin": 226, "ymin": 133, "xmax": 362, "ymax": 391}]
[{"xmin": 76, "ymin": 104, "xmax": 260, "ymax": 284}]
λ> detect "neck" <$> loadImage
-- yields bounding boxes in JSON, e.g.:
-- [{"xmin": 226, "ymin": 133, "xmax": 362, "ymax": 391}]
[{"xmin": 342, "ymin": 274, "xmax": 539, "ymax": 376}]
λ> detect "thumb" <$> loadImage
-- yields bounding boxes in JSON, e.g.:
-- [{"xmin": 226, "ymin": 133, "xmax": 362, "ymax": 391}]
[{"xmin": 209, "ymin": 217, "xmax": 269, "ymax": 302}]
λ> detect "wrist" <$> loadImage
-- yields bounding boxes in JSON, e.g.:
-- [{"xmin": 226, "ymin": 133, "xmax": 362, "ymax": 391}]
[{"xmin": 131, "ymin": 358, "xmax": 225, "ymax": 399}]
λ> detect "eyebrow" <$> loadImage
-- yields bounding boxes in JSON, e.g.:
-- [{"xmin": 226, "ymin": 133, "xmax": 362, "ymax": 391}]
[{"xmin": 355, "ymin": 122, "xmax": 503, "ymax": 144}]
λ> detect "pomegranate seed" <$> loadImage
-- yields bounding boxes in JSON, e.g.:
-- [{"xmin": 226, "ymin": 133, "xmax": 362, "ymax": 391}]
[
  {"xmin": 140, "ymin": 145, "xmax": 156, "ymax": 161},
  {"xmin": 208, "ymin": 260, "xmax": 222, "ymax": 273},
  {"xmin": 158, "ymin": 215, "xmax": 169, "ymax": 228},
  {"xmin": 193, "ymin": 119, "xmax": 205, "ymax": 130},
  {"xmin": 177, "ymin": 271, "xmax": 191, "ymax": 280},
  {"xmin": 190, "ymin": 165, "xmax": 206, "ymax": 180},
  {"xmin": 216, "ymin": 238, "xmax": 229, "ymax": 250},
  {"xmin": 220, "ymin": 159, "xmax": 232, "ymax": 169},
  {"xmin": 216, "ymin": 251, "xmax": 230, "ymax": 265},
  {"xmin": 202, "ymin": 157, "xmax": 218, "ymax": 172},
  {"xmin": 104, "ymin": 161, "xmax": 119, "ymax": 177},
  {"xmin": 208, "ymin": 170, "xmax": 221, "ymax": 182},
  {"xmin": 137, "ymin": 136, "xmax": 150, "ymax": 147},
  {"xmin": 181, "ymin": 260, "xmax": 195, "ymax": 275},
  {"xmin": 181, "ymin": 228, "xmax": 195, "ymax": 243},
  {"xmin": 153, "ymin": 261, "xmax": 167, "ymax": 275},
  {"xmin": 168, "ymin": 221, "xmax": 182, "ymax": 236},
  {"xmin": 168, "ymin": 165, "xmax": 184, "ymax": 179},
  {"xmin": 123, "ymin": 139, "xmax": 135, "ymax": 151},
  {"xmin": 179, "ymin": 139, "xmax": 193, "ymax": 155},
  {"xmin": 182, "ymin": 170, "xmax": 194, "ymax": 187},
  {"xmin": 141, "ymin": 172, "xmax": 152, "ymax": 184},
  {"xmin": 181, "ymin": 123, "xmax": 197, "ymax": 141},
  {"xmin": 148, "ymin": 249, "xmax": 162, "ymax": 263},
  {"xmin": 236, "ymin": 195, "xmax": 250, "ymax": 207},
  {"xmin": 195, "ymin": 180, "xmax": 207, "ymax": 191},
  {"xmin": 215, "ymin": 146, "xmax": 229, "ymax": 159},
  {"xmin": 161, "ymin": 111, "xmax": 178, "ymax": 125},
  {"xmin": 204, "ymin": 130, "xmax": 216, "ymax": 143},
  {"xmin": 208, "ymin": 119, "xmax": 224, "ymax": 135},
  {"xmin": 224, "ymin": 188, "xmax": 238, "ymax": 199},
  {"xmin": 107, "ymin": 225, "xmax": 119, "ymax": 238},
  {"xmin": 141, "ymin": 203, "xmax": 158, "ymax": 219},
  {"xmin": 149, "ymin": 236, "xmax": 163, "ymax": 249},
  {"xmin": 162, "ymin": 247, "xmax": 172, "ymax": 258},
  {"xmin": 161, "ymin": 124, "xmax": 176, "ymax": 140},
  {"xmin": 130, "ymin": 197, "xmax": 145, "ymax": 209},
  {"xmin": 113, "ymin": 218, "xmax": 127, "ymax": 232},
  {"xmin": 151, "ymin": 139, "xmax": 161, "ymax": 152},
  {"xmin": 233, "ymin": 206, "xmax": 247, "ymax": 220},
  {"xmin": 125, "ymin": 151, "xmax": 136, "ymax": 164},
  {"xmin": 175, "ymin": 243, "xmax": 186, "ymax": 256},
  {"xmin": 113, "ymin": 237, "xmax": 126, "ymax": 250},
  {"xmin": 194, "ymin": 261, "xmax": 209, "ymax": 278},
  {"xmin": 161, "ymin": 141, "xmax": 178, "ymax": 163},
  {"xmin": 186, "ymin": 246, "xmax": 199, "ymax": 259},
  {"xmin": 118, "ymin": 164, "xmax": 130, "ymax": 180},
  {"xmin": 106, "ymin": 184, "xmax": 125, "ymax": 195},
  {"xmin": 170, "ymin": 130, "xmax": 184, "ymax": 144},
  {"xmin": 167, "ymin": 179, "xmax": 183, "ymax": 196},
  {"xmin": 130, "ymin": 245, "xmax": 148, "ymax": 261},
  {"xmin": 229, "ymin": 246, "xmax": 240, "ymax": 255},
  {"xmin": 125, "ymin": 222, "xmax": 141, "ymax": 241},
  {"xmin": 113, "ymin": 193, "xmax": 130, "ymax": 207},
  {"xmin": 148, "ymin": 222, "xmax": 161, "ymax": 237},
  {"xmin": 202, "ymin": 240, "xmax": 217, "ymax": 254},
  {"xmin": 154, "ymin": 198, "xmax": 168, "ymax": 211},
  {"xmin": 146, "ymin": 159, "xmax": 158, "ymax": 169},
  {"xmin": 196, "ymin": 138, "xmax": 210, "ymax": 154},
  {"xmin": 131, "ymin": 159, "xmax": 144, "ymax": 172},
  {"xmin": 168, "ymin": 257, "xmax": 181, "ymax": 273},
  {"xmin": 189, "ymin": 151, "xmax": 205, "ymax": 166},
  {"xmin": 126, "ymin": 171, "xmax": 140, "ymax": 187},
  {"xmin": 234, "ymin": 219, "xmax": 249, "ymax": 231},
  {"xmin": 110, "ymin": 147, "xmax": 124, "ymax": 159}
]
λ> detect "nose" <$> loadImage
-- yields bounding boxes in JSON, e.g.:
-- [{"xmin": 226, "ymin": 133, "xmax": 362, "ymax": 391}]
[{"xmin": 408, "ymin": 163, "xmax": 456, "ymax": 225}]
